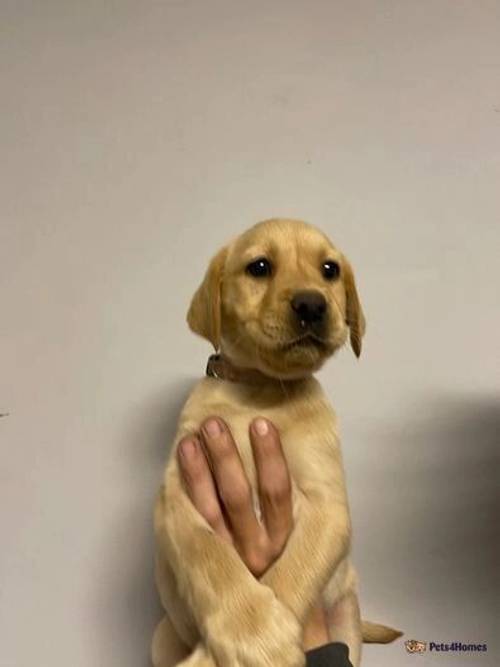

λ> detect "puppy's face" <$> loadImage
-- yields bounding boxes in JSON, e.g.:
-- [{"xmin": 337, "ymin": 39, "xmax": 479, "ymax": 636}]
[{"xmin": 188, "ymin": 219, "xmax": 365, "ymax": 379}]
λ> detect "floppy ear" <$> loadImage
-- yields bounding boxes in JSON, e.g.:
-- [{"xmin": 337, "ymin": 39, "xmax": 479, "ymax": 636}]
[
  {"xmin": 343, "ymin": 257, "xmax": 366, "ymax": 358},
  {"xmin": 187, "ymin": 246, "xmax": 228, "ymax": 350}
]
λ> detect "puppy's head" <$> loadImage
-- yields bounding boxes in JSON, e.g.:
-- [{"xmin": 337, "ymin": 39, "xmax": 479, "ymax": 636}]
[{"xmin": 188, "ymin": 219, "xmax": 365, "ymax": 379}]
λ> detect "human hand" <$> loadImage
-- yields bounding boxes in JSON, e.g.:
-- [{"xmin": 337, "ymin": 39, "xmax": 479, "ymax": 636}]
[{"xmin": 177, "ymin": 416, "xmax": 292, "ymax": 577}]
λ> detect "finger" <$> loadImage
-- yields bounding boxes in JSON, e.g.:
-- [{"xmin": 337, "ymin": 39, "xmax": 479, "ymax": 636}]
[
  {"xmin": 177, "ymin": 435, "xmax": 232, "ymax": 543},
  {"xmin": 250, "ymin": 418, "xmax": 293, "ymax": 552},
  {"xmin": 200, "ymin": 418, "xmax": 262, "ymax": 550}
]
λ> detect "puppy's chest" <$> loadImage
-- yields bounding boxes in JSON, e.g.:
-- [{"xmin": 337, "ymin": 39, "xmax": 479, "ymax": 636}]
[{"xmin": 179, "ymin": 379, "xmax": 340, "ymax": 493}]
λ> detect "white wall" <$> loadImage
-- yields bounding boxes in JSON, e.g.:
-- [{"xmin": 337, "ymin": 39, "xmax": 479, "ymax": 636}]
[{"xmin": 1, "ymin": 2, "xmax": 499, "ymax": 666}]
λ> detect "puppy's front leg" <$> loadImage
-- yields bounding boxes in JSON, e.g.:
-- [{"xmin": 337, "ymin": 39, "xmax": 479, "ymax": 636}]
[
  {"xmin": 157, "ymin": 472, "xmax": 304, "ymax": 667},
  {"xmin": 261, "ymin": 489, "xmax": 350, "ymax": 624}
]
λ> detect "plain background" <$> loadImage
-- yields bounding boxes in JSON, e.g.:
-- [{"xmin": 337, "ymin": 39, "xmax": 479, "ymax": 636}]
[{"xmin": 1, "ymin": 1, "xmax": 499, "ymax": 666}]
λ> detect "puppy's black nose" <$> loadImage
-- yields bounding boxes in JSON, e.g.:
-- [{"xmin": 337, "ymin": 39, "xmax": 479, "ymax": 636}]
[{"xmin": 291, "ymin": 291, "xmax": 327, "ymax": 327}]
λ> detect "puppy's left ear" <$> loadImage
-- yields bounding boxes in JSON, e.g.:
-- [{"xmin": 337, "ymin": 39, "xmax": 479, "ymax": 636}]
[
  {"xmin": 187, "ymin": 246, "xmax": 228, "ymax": 350},
  {"xmin": 342, "ymin": 257, "xmax": 366, "ymax": 358}
]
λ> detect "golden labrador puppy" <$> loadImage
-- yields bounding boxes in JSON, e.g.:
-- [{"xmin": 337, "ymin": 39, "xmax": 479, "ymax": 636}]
[{"xmin": 153, "ymin": 219, "xmax": 401, "ymax": 667}]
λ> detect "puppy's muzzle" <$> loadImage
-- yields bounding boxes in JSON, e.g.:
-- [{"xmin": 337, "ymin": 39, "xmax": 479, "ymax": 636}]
[{"xmin": 291, "ymin": 290, "xmax": 327, "ymax": 334}]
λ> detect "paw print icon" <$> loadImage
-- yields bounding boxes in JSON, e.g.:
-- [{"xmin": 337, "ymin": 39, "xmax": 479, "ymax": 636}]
[{"xmin": 405, "ymin": 639, "xmax": 427, "ymax": 654}]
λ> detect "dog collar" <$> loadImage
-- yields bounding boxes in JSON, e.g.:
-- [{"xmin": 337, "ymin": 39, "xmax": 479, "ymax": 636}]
[
  {"xmin": 206, "ymin": 354, "xmax": 225, "ymax": 379},
  {"xmin": 206, "ymin": 354, "xmax": 270, "ymax": 385}
]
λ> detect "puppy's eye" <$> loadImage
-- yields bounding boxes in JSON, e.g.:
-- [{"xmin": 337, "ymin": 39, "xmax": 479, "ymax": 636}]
[
  {"xmin": 322, "ymin": 260, "xmax": 340, "ymax": 281},
  {"xmin": 246, "ymin": 257, "xmax": 272, "ymax": 278}
]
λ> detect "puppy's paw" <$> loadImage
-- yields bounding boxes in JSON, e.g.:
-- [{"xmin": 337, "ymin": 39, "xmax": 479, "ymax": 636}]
[{"xmin": 206, "ymin": 588, "xmax": 304, "ymax": 667}]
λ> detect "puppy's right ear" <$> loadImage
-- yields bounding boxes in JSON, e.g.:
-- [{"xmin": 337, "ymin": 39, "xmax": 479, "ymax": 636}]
[{"xmin": 187, "ymin": 246, "xmax": 228, "ymax": 350}]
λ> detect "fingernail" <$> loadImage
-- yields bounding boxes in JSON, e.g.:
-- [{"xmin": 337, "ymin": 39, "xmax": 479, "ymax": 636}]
[
  {"xmin": 179, "ymin": 438, "xmax": 197, "ymax": 459},
  {"xmin": 204, "ymin": 418, "xmax": 222, "ymax": 437},
  {"xmin": 253, "ymin": 418, "xmax": 269, "ymax": 436}
]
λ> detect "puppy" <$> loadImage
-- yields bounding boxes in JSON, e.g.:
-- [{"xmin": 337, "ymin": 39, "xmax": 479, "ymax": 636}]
[{"xmin": 153, "ymin": 219, "xmax": 401, "ymax": 667}]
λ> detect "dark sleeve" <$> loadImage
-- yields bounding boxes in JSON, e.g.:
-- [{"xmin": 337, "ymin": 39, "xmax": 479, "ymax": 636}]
[{"xmin": 306, "ymin": 642, "xmax": 353, "ymax": 667}]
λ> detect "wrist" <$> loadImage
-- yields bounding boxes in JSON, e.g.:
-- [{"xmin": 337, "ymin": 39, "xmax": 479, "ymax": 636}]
[{"xmin": 302, "ymin": 604, "xmax": 330, "ymax": 651}]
